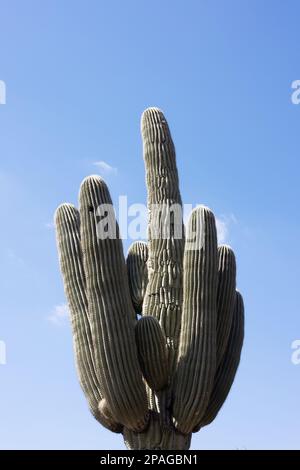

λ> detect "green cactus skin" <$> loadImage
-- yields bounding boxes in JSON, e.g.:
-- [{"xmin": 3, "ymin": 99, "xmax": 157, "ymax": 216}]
[
  {"xmin": 126, "ymin": 241, "xmax": 148, "ymax": 313},
  {"xmin": 135, "ymin": 316, "xmax": 168, "ymax": 391},
  {"xmin": 55, "ymin": 107, "xmax": 244, "ymax": 450}
]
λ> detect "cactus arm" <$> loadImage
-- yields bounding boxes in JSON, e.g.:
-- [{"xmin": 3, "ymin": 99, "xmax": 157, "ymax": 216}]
[
  {"xmin": 54, "ymin": 203, "xmax": 121, "ymax": 432},
  {"xmin": 135, "ymin": 316, "xmax": 168, "ymax": 391},
  {"xmin": 173, "ymin": 206, "xmax": 218, "ymax": 434},
  {"xmin": 79, "ymin": 175, "xmax": 148, "ymax": 431},
  {"xmin": 126, "ymin": 241, "xmax": 148, "ymax": 313},
  {"xmin": 200, "ymin": 291, "xmax": 244, "ymax": 427},
  {"xmin": 98, "ymin": 398, "xmax": 123, "ymax": 433},
  {"xmin": 141, "ymin": 108, "xmax": 184, "ymax": 370},
  {"xmin": 216, "ymin": 245, "xmax": 237, "ymax": 366}
]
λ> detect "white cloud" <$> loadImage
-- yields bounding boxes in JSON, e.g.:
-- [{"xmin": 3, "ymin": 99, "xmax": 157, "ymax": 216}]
[
  {"xmin": 45, "ymin": 221, "xmax": 54, "ymax": 229},
  {"xmin": 48, "ymin": 303, "xmax": 69, "ymax": 326},
  {"xmin": 215, "ymin": 214, "xmax": 237, "ymax": 244},
  {"xmin": 0, "ymin": 80, "xmax": 6, "ymax": 105},
  {"xmin": 93, "ymin": 160, "xmax": 117, "ymax": 175},
  {"xmin": 216, "ymin": 217, "xmax": 229, "ymax": 244},
  {"xmin": 183, "ymin": 205, "xmax": 237, "ymax": 245},
  {"xmin": 0, "ymin": 340, "xmax": 6, "ymax": 365},
  {"xmin": 7, "ymin": 249, "xmax": 24, "ymax": 266}
]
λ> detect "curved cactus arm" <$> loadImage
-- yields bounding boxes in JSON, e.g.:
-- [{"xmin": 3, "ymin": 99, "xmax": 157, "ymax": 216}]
[
  {"xmin": 200, "ymin": 291, "xmax": 244, "ymax": 428},
  {"xmin": 98, "ymin": 399, "xmax": 123, "ymax": 433},
  {"xmin": 173, "ymin": 206, "xmax": 218, "ymax": 434},
  {"xmin": 216, "ymin": 245, "xmax": 236, "ymax": 366},
  {"xmin": 54, "ymin": 203, "xmax": 121, "ymax": 433},
  {"xmin": 141, "ymin": 108, "xmax": 184, "ymax": 369},
  {"xmin": 126, "ymin": 241, "xmax": 148, "ymax": 313},
  {"xmin": 79, "ymin": 175, "xmax": 148, "ymax": 431},
  {"xmin": 135, "ymin": 316, "xmax": 169, "ymax": 391}
]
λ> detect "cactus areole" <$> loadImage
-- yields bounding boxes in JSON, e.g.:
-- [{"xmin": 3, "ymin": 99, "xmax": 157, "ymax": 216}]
[{"xmin": 55, "ymin": 108, "xmax": 244, "ymax": 450}]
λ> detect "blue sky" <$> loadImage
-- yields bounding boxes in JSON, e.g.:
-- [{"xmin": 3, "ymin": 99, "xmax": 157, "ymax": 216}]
[{"xmin": 0, "ymin": 0, "xmax": 299, "ymax": 449}]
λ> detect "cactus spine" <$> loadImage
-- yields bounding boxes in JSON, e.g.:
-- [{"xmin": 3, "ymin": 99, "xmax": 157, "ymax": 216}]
[{"xmin": 55, "ymin": 107, "xmax": 244, "ymax": 449}]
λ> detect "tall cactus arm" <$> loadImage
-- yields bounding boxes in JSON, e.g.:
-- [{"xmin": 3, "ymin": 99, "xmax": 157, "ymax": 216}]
[
  {"xmin": 126, "ymin": 241, "xmax": 148, "ymax": 313},
  {"xmin": 135, "ymin": 316, "xmax": 168, "ymax": 391},
  {"xmin": 200, "ymin": 291, "xmax": 244, "ymax": 427},
  {"xmin": 54, "ymin": 203, "xmax": 122, "ymax": 433},
  {"xmin": 141, "ymin": 108, "xmax": 184, "ymax": 370},
  {"xmin": 172, "ymin": 206, "xmax": 218, "ymax": 435},
  {"xmin": 216, "ymin": 245, "xmax": 236, "ymax": 366},
  {"xmin": 79, "ymin": 175, "xmax": 148, "ymax": 431},
  {"xmin": 121, "ymin": 108, "xmax": 189, "ymax": 450}
]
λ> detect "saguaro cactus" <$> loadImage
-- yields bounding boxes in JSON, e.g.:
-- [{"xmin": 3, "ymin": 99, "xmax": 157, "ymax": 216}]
[{"xmin": 55, "ymin": 107, "xmax": 244, "ymax": 449}]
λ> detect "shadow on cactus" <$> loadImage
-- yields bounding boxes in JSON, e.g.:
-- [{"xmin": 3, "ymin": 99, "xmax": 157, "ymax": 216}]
[{"xmin": 54, "ymin": 107, "xmax": 244, "ymax": 450}]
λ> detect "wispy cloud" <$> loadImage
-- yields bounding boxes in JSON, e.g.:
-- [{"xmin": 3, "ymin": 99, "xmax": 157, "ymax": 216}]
[
  {"xmin": 7, "ymin": 249, "xmax": 24, "ymax": 266},
  {"xmin": 0, "ymin": 340, "xmax": 6, "ymax": 365},
  {"xmin": 48, "ymin": 303, "xmax": 69, "ymax": 326},
  {"xmin": 215, "ymin": 214, "xmax": 237, "ymax": 244},
  {"xmin": 93, "ymin": 160, "xmax": 117, "ymax": 175},
  {"xmin": 45, "ymin": 221, "xmax": 54, "ymax": 230},
  {"xmin": 0, "ymin": 80, "xmax": 6, "ymax": 105},
  {"xmin": 183, "ymin": 205, "xmax": 237, "ymax": 245},
  {"xmin": 216, "ymin": 217, "xmax": 229, "ymax": 244}
]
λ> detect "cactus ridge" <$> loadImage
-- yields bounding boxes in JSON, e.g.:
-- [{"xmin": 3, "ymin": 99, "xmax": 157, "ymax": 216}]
[{"xmin": 55, "ymin": 107, "xmax": 245, "ymax": 449}]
